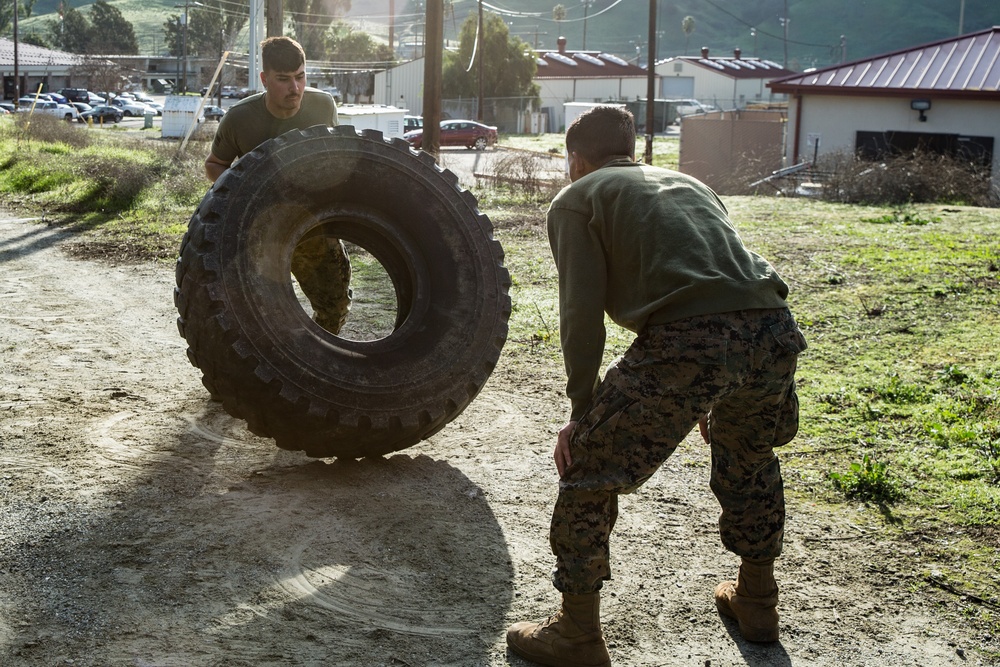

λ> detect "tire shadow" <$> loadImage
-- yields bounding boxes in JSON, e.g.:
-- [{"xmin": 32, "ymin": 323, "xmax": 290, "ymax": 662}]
[{"xmin": 2, "ymin": 399, "xmax": 512, "ymax": 665}]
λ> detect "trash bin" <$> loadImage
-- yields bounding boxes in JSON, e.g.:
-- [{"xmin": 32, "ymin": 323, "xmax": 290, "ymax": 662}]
[{"xmin": 143, "ymin": 111, "xmax": 154, "ymax": 129}]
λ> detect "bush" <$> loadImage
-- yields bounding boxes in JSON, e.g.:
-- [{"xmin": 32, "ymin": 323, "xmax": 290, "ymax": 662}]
[
  {"xmin": 478, "ymin": 150, "xmax": 567, "ymax": 200},
  {"xmin": 13, "ymin": 112, "xmax": 92, "ymax": 149},
  {"xmin": 830, "ymin": 451, "xmax": 903, "ymax": 503},
  {"xmin": 819, "ymin": 149, "xmax": 997, "ymax": 207}
]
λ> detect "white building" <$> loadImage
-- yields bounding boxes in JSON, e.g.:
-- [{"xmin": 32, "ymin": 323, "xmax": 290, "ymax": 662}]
[
  {"xmin": 372, "ymin": 57, "xmax": 425, "ymax": 116},
  {"xmin": 534, "ymin": 38, "xmax": 649, "ymax": 132},
  {"xmin": 768, "ymin": 26, "xmax": 1000, "ymax": 193},
  {"xmin": 655, "ymin": 47, "xmax": 796, "ymax": 110}
]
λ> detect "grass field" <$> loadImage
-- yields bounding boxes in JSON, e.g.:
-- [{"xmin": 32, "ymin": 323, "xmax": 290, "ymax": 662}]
[{"xmin": 2, "ymin": 114, "xmax": 998, "ymax": 638}]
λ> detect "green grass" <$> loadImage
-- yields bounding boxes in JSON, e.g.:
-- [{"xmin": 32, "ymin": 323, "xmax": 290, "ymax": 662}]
[
  {"xmin": 501, "ymin": 132, "xmax": 680, "ymax": 170},
  {"xmin": 2, "ymin": 120, "xmax": 999, "ymax": 639}
]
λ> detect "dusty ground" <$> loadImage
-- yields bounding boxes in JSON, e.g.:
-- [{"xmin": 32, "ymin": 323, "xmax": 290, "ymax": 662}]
[{"xmin": 0, "ymin": 211, "xmax": 995, "ymax": 667}]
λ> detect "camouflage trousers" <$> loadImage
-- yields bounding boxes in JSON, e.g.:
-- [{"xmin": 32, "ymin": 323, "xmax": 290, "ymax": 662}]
[
  {"xmin": 292, "ymin": 234, "xmax": 352, "ymax": 334},
  {"xmin": 550, "ymin": 308, "xmax": 806, "ymax": 594}
]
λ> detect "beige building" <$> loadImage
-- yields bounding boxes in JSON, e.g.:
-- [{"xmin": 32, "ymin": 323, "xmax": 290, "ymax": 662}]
[{"xmin": 768, "ymin": 26, "xmax": 1000, "ymax": 192}]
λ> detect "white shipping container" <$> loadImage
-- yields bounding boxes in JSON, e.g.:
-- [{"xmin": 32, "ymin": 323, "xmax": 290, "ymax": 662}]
[
  {"xmin": 161, "ymin": 95, "xmax": 202, "ymax": 138},
  {"xmin": 336, "ymin": 105, "xmax": 407, "ymax": 140}
]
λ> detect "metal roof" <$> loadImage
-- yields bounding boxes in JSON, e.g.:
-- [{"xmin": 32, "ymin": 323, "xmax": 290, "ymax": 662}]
[
  {"xmin": 769, "ymin": 26, "xmax": 1000, "ymax": 99},
  {"xmin": 0, "ymin": 38, "xmax": 84, "ymax": 69},
  {"xmin": 533, "ymin": 49, "xmax": 648, "ymax": 79},
  {"xmin": 656, "ymin": 52, "xmax": 797, "ymax": 81}
]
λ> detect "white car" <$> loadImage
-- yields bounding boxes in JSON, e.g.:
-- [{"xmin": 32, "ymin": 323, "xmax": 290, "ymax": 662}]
[
  {"xmin": 672, "ymin": 99, "xmax": 715, "ymax": 122},
  {"xmin": 110, "ymin": 97, "xmax": 154, "ymax": 117},
  {"xmin": 17, "ymin": 98, "xmax": 81, "ymax": 122}
]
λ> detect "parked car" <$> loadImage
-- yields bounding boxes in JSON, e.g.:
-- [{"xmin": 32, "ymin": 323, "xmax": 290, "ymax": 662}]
[
  {"xmin": 59, "ymin": 87, "xmax": 91, "ymax": 104},
  {"xmin": 71, "ymin": 102, "xmax": 94, "ymax": 115},
  {"xmin": 132, "ymin": 91, "xmax": 156, "ymax": 105},
  {"xmin": 87, "ymin": 92, "xmax": 106, "ymax": 105},
  {"xmin": 144, "ymin": 102, "xmax": 164, "ymax": 116},
  {"xmin": 403, "ymin": 119, "xmax": 498, "ymax": 151},
  {"xmin": 18, "ymin": 98, "xmax": 80, "ymax": 122},
  {"xmin": 202, "ymin": 105, "xmax": 225, "ymax": 121},
  {"xmin": 0, "ymin": 101, "xmax": 17, "ymax": 114},
  {"xmin": 110, "ymin": 97, "xmax": 154, "ymax": 117},
  {"xmin": 403, "ymin": 115, "xmax": 423, "ymax": 133},
  {"xmin": 81, "ymin": 105, "xmax": 123, "ymax": 124},
  {"xmin": 672, "ymin": 99, "xmax": 716, "ymax": 122}
]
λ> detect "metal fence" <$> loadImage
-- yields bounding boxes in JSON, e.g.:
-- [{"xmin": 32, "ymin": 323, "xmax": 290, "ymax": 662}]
[{"xmin": 441, "ymin": 96, "xmax": 543, "ymax": 134}]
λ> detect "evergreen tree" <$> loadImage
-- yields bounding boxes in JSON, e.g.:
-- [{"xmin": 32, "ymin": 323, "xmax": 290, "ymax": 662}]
[
  {"xmin": 163, "ymin": 0, "xmax": 248, "ymax": 59},
  {"xmin": 442, "ymin": 12, "xmax": 538, "ymax": 100},
  {"xmin": 47, "ymin": 5, "xmax": 90, "ymax": 53},
  {"xmin": 287, "ymin": 0, "xmax": 352, "ymax": 59},
  {"xmin": 0, "ymin": 0, "xmax": 37, "ymax": 36},
  {"xmin": 90, "ymin": 1, "xmax": 138, "ymax": 55}
]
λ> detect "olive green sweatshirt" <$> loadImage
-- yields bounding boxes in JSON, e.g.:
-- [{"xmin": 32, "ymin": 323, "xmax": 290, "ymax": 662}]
[
  {"xmin": 547, "ymin": 159, "xmax": 789, "ymax": 420},
  {"xmin": 210, "ymin": 87, "xmax": 338, "ymax": 163}
]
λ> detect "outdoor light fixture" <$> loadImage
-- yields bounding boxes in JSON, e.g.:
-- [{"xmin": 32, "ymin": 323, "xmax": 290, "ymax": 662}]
[{"xmin": 910, "ymin": 99, "xmax": 931, "ymax": 122}]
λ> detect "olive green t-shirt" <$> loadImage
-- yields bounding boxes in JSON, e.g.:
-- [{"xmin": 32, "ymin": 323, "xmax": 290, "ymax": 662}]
[
  {"xmin": 210, "ymin": 87, "xmax": 338, "ymax": 164},
  {"xmin": 547, "ymin": 159, "xmax": 790, "ymax": 419}
]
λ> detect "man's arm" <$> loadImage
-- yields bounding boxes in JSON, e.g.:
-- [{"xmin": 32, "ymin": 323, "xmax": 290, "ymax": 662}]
[{"xmin": 204, "ymin": 152, "xmax": 232, "ymax": 183}]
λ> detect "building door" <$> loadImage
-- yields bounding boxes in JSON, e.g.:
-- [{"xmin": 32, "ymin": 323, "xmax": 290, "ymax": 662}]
[{"xmin": 660, "ymin": 76, "xmax": 694, "ymax": 99}]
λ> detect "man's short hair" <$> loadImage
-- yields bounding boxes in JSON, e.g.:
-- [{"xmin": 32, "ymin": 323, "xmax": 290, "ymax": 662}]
[
  {"xmin": 565, "ymin": 106, "xmax": 636, "ymax": 165},
  {"xmin": 261, "ymin": 36, "xmax": 306, "ymax": 73}
]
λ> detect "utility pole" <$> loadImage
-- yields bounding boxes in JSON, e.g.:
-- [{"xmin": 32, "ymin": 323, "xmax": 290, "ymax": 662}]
[
  {"xmin": 267, "ymin": 0, "xmax": 283, "ymax": 38},
  {"xmin": 780, "ymin": 0, "xmax": 789, "ymax": 68},
  {"xmin": 389, "ymin": 0, "xmax": 395, "ymax": 56},
  {"xmin": 959, "ymin": 0, "xmax": 965, "ymax": 35},
  {"xmin": 422, "ymin": 0, "xmax": 443, "ymax": 160},
  {"xmin": 248, "ymin": 0, "xmax": 265, "ymax": 92},
  {"xmin": 13, "ymin": 0, "xmax": 20, "ymax": 101},
  {"xmin": 182, "ymin": 9, "xmax": 188, "ymax": 93},
  {"xmin": 477, "ymin": 0, "xmax": 484, "ymax": 121},
  {"xmin": 581, "ymin": 0, "xmax": 592, "ymax": 50},
  {"xmin": 175, "ymin": 1, "xmax": 204, "ymax": 93},
  {"xmin": 643, "ymin": 0, "xmax": 656, "ymax": 164}
]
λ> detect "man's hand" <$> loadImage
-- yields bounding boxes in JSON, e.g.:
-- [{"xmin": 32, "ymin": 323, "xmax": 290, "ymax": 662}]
[
  {"xmin": 698, "ymin": 415, "xmax": 710, "ymax": 443},
  {"xmin": 555, "ymin": 420, "xmax": 577, "ymax": 478}
]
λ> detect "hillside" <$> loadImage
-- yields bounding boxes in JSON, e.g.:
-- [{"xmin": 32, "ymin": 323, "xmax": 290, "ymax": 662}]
[{"xmin": 12, "ymin": 0, "xmax": 1000, "ymax": 69}]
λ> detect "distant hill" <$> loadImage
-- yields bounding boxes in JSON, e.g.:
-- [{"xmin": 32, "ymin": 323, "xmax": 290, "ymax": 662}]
[{"xmin": 12, "ymin": 0, "xmax": 1000, "ymax": 70}]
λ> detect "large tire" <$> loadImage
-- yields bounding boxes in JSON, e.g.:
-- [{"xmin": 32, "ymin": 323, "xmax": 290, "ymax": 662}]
[{"xmin": 174, "ymin": 125, "xmax": 511, "ymax": 459}]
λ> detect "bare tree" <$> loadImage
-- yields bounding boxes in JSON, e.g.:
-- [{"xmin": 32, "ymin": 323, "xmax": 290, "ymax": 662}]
[{"xmin": 70, "ymin": 55, "xmax": 132, "ymax": 95}]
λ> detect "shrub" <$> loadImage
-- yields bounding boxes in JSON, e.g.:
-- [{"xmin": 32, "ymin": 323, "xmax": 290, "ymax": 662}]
[
  {"xmin": 13, "ymin": 112, "xmax": 92, "ymax": 149},
  {"xmin": 830, "ymin": 451, "xmax": 903, "ymax": 502},
  {"xmin": 818, "ymin": 149, "xmax": 997, "ymax": 207}
]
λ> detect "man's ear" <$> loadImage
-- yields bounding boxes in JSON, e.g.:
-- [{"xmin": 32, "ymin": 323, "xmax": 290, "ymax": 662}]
[{"xmin": 259, "ymin": 71, "xmax": 267, "ymax": 88}]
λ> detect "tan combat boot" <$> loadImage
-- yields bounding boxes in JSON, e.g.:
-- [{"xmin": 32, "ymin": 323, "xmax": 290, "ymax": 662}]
[
  {"xmin": 506, "ymin": 592, "xmax": 612, "ymax": 667},
  {"xmin": 715, "ymin": 558, "xmax": 780, "ymax": 643}
]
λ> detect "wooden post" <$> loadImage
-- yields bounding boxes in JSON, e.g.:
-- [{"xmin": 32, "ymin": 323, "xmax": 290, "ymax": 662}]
[
  {"xmin": 267, "ymin": 0, "xmax": 283, "ymax": 38},
  {"xmin": 422, "ymin": 0, "xmax": 443, "ymax": 160},
  {"xmin": 643, "ymin": 0, "xmax": 656, "ymax": 164}
]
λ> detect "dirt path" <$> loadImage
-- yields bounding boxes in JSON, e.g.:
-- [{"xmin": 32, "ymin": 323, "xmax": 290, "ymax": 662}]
[{"xmin": 0, "ymin": 213, "xmax": 992, "ymax": 666}]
